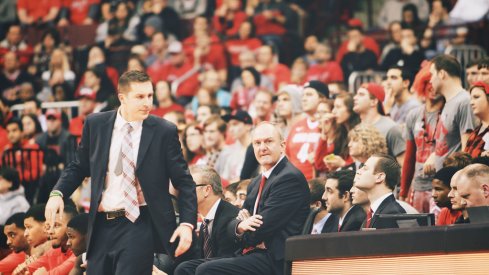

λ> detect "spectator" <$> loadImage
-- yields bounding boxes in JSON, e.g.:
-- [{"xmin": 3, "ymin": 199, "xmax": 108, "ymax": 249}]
[
  {"xmin": 24, "ymin": 206, "xmax": 77, "ymax": 274},
  {"xmin": 21, "ymin": 114, "xmax": 43, "ymax": 145},
  {"xmin": 378, "ymin": 0, "xmax": 429, "ymax": 30},
  {"xmin": 353, "ymin": 83, "xmax": 406, "ymax": 164},
  {"xmin": 432, "ymin": 167, "xmax": 462, "ymax": 225},
  {"xmin": 448, "ymin": 170, "xmax": 470, "ymax": 224},
  {"xmin": 380, "ymin": 21, "xmax": 402, "ymax": 64},
  {"xmin": 216, "ymin": 110, "xmax": 253, "ymax": 183},
  {"xmin": 0, "ymin": 213, "xmax": 29, "ymax": 274},
  {"xmin": 465, "ymin": 82, "xmax": 489, "ymax": 158},
  {"xmin": 66, "ymin": 213, "xmax": 88, "ymax": 275},
  {"xmin": 78, "ymin": 46, "xmax": 119, "ymax": 91},
  {"xmin": 303, "ymin": 178, "xmax": 338, "ymax": 234},
  {"xmin": 443, "ymin": 151, "xmax": 473, "ymax": 169},
  {"xmin": 126, "ymin": 54, "xmax": 146, "ymax": 72},
  {"xmin": 36, "ymin": 109, "xmax": 70, "ymax": 158},
  {"xmin": 3, "ymin": 118, "xmax": 43, "ymax": 203},
  {"xmin": 383, "ymin": 65, "xmax": 421, "ymax": 124},
  {"xmin": 140, "ymin": 0, "xmax": 180, "ymax": 39},
  {"xmin": 477, "ymin": 57, "xmax": 489, "ymax": 84},
  {"xmin": 225, "ymin": 21, "xmax": 262, "ymax": 68},
  {"xmin": 171, "ymin": 0, "xmax": 207, "ymax": 21},
  {"xmin": 428, "ymin": 54, "xmax": 476, "ymax": 172},
  {"xmin": 40, "ymin": 49, "xmax": 76, "ymax": 102},
  {"xmin": 301, "ymin": 35, "xmax": 319, "ymax": 66},
  {"xmin": 233, "ymin": 179, "xmax": 250, "ymax": 208},
  {"xmin": 275, "ymin": 84, "xmax": 303, "ymax": 138},
  {"xmin": 250, "ymin": 90, "xmax": 273, "ymax": 124},
  {"xmin": 174, "ymin": 165, "xmax": 240, "ymax": 274},
  {"xmin": 349, "ymin": 185, "xmax": 370, "ymax": 214},
  {"xmin": 192, "ymin": 69, "xmax": 230, "ymax": 113},
  {"xmin": 306, "ymin": 43, "xmax": 344, "ymax": 85},
  {"xmin": 457, "ymin": 164, "xmax": 489, "ymax": 207},
  {"xmin": 401, "ymin": 3, "xmax": 427, "ymax": 35},
  {"xmin": 336, "ymin": 19, "xmax": 380, "ymax": 64},
  {"xmin": 0, "ymin": 167, "xmax": 30, "ymax": 225},
  {"xmin": 315, "ymin": 92, "xmax": 360, "ymax": 173},
  {"xmin": 22, "ymin": 99, "xmax": 46, "ymax": 131},
  {"xmin": 201, "ymin": 116, "xmax": 227, "ymax": 169},
  {"xmin": 146, "ymin": 32, "xmax": 169, "ymax": 77},
  {"xmin": 223, "ymin": 181, "xmax": 238, "ymax": 205},
  {"xmin": 347, "ymin": 124, "xmax": 388, "ymax": 171},
  {"xmin": 354, "ymin": 154, "xmax": 406, "ymax": 229},
  {"xmin": 17, "ymin": 0, "xmax": 61, "ymax": 26},
  {"xmin": 191, "ymin": 33, "xmax": 228, "ymax": 84},
  {"xmin": 465, "ymin": 59, "xmax": 479, "ymax": 89},
  {"xmin": 256, "ymin": 44, "xmax": 291, "ymax": 90},
  {"xmin": 0, "ymin": 1, "xmax": 16, "ymax": 39},
  {"xmin": 30, "ymin": 28, "xmax": 62, "ymax": 77},
  {"xmin": 78, "ymin": 68, "xmax": 115, "ymax": 104},
  {"xmin": 400, "ymin": 62, "xmax": 445, "ymax": 211},
  {"xmin": 381, "ymin": 27, "xmax": 425, "ymax": 73},
  {"xmin": 340, "ymin": 36, "xmax": 378, "ymax": 84},
  {"xmin": 69, "ymin": 89, "xmax": 97, "ymax": 139},
  {"xmin": 230, "ymin": 50, "xmax": 274, "ymax": 95},
  {"xmin": 58, "ymin": 0, "xmax": 99, "ymax": 26},
  {"xmin": 196, "ymin": 104, "xmax": 221, "ymax": 124},
  {"xmin": 0, "ymin": 25, "xmax": 33, "ymax": 68},
  {"xmin": 95, "ymin": 1, "xmax": 139, "ymax": 43},
  {"xmin": 427, "ymin": 0, "xmax": 450, "ymax": 29},
  {"xmin": 182, "ymin": 122, "xmax": 205, "ymax": 165},
  {"xmin": 0, "ymin": 51, "xmax": 37, "ymax": 106},
  {"xmin": 323, "ymin": 170, "xmax": 366, "ymax": 232},
  {"xmin": 286, "ymin": 81, "xmax": 327, "ymax": 179},
  {"xmin": 251, "ymin": 0, "xmax": 295, "ymax": 40},
  {"xmin": 212, "ymin": 0, "xmax": 247, "ymax": 38},
  {"xmin": 150, "ymin": 80, "xmax": 184, "ymax": 117},
  {"xmin": 290, "ymin": 57, "xmax": 308, "ymax": 86},
  {"xmin": 230, "ymin": 67, "xmax": 261, "ymax": 112}
]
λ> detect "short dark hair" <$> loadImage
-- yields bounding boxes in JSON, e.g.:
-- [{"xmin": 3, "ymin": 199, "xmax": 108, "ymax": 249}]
[
  {"xmin": 118, "ymin": 70, "xmax": 152, "ymax": 94},
  {"xmin": 225, "ymin": 181, "xmax": 239, "ymax": 194},
  {"xmin": 25, "ymin": 204, "xmax": 46, "ymax": 222},
  {"xmin": 67, "ymin": 213, "xmax": 88, "ymax": 235},
  {"xmin": 432, "ymin": 54, "xmax": 461, "ymax": 79},
  {"xmin": 189, "ymin": 165, "xmax": 223, "ymax": 195},
  {"xmin": 308, "ymin": 178, "xmax": 326, "ymax": 204},
  {"xmin": 388, "ymin": 65, "xmax": 414, "ymax": 89},
  {"xmin": 372, "ymin": 154, "xmax": 401, "ymax": 190},
  {"xmin": 5, "ymin": 212, "xmax": 26, "ymax": 229},
  {"xmin": 327, "ymin": 170, "xmax": 355, "ymax": 199},
  {"xmin": 63, "ymin": 205, "xmax": 79, "ymax": 221},
  {"xmin": 433, "ymin": 166, "xmax": 460, "ymax": 187},
  {"xmin": 478, "ymin": 57, "xmax": 489, "ymax": 70},
  {"xmin": 203, "ymin": 115, "xmax": 227, "ymax": 134},
  {"xmin": 0, "ymin": 166, "xmax": 20, "ymax": 191},
  {"xmin": 6, "ymin": 117, "xmax": 23, "ymax": 131},
  {"xmin": 25, "ymin": 98, "xmax": 42, "ymax": 109},
  {"xmin": 466, "ymin": 58, "xmax": 480, "ymax": 69}
]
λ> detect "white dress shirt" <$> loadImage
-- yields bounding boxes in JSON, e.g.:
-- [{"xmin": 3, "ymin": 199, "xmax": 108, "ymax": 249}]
[
  {"xmin": 370, "ymin": 193, "xmax": 393, "ymax": 214},
  {"xmin": 202, "ymin": 199, "xmax": 221, "ymax": 235},
  {"xmin": 253, "ymin": 155, "xmax": 285, "ymax": 215},
  {"xmin": 100, "ymin": 109, "xmax": 145, "ymax": 211}
]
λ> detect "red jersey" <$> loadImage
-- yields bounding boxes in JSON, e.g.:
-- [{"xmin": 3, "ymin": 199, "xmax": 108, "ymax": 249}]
[
  {"xmin": 253, "ymin": 11, "xmax": 286, "ymax": 36},
  {"xmin": 306, "ymin": 61, "xmax": 344, "ymax": 84},
  {"xmin": 150, "ymin": 104, "xmax": 185, "ymax": 117},
  {"xmin": 61, "ymin": 0, "xmax": 99, "ymax": 25},
  {"xmin": 69, "ymin": 116, "xmax": 84, "ymax": 138},
  {"xmin": 0, "ymin": 251, "xmax": 26, "ymax": 275},
  {"xmin": 262, "ymin": 64, "xmax": 291, "ymax": 91},
  {"xmin": 436, "ymin": 207, "xmax": 462, "ymax": 226},
  {"xmin": 285, "ymin": 118, "xmax": 321, "ymax": 180},
  {"xmin": 17, "ymin": 0, "xmax": 62, "ymax": 22},
  {"xmin": 225, "ymin": 38, "xmax": 262, "ymax": 66},
  {"xmin": 157, "ymin": 62, "xmax": 200, "ymax": 97},
  {"xmin": 212, "ymin": 11, "xmax": 247, "ymax": 37},
  {"xmin": 27, "ymin": 248, "xmax": 75, "ymax": 274},
  {"xmin": 3, "ymin": 141, "xmax": 44, "ymax": 182}
]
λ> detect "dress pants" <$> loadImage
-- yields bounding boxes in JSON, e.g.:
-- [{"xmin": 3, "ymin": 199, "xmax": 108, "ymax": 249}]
[
  {"xmin": 87, "ymin": 207, "xmax": 154, "ymax": 275},
  {"xmin": 193, "ymin": 251, "xmax": 276, "ymax": 275}
]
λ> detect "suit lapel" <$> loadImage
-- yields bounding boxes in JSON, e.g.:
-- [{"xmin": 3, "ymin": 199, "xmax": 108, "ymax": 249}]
[
  {"xmin": 371, "ymin": 194, "xmax": 395, "ymax": 227},
  {"xmin": 136, "ymin": 117, "xmax": 155, "ymax": 170},
  {"xmin": 260, "ymin": 157, "xmax": 288, "ymax": 199},
  {"xmin": 99, "ymin": 111, "xmax": 117, "ymax": 176}
]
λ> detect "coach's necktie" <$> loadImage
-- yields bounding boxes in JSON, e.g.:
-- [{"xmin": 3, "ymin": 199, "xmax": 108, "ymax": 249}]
[
  {"xmin": 120, "ymin": 123, "xmax": 140, "ymax": 222},
  {"xmin": 201, "ymin": 219, "xmax": 213, "ymax": 259}
]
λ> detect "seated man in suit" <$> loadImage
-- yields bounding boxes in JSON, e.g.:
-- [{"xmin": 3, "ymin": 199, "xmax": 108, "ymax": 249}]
[
  {"xmin": 194, "ymin": 122, "xmax": 310, "ymax": 275},
  {"xmin": 354, "ymin": 153, "xmax": 406, "ymax": 229},
  {"xmin": 456, "ymin": 164, "xmax": 489, "ymax": 207},
  {"xmin": 174, "ymin": 165, "xmax": 240, "ymax": 275},
  {"xmin": 302, "ymin": 178, "xmax": 338, "ymax": 234},
  {"xmin": 323, "ymin": 170, "xmax": 366, "ymax": 232}
]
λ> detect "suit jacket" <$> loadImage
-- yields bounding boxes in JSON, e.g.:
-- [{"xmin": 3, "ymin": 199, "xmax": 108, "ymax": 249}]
[
  {"xmin": 54, "ymin": 111, "xmax": 197, "ymax": 257},
  {"xmin": 301, "ymin": 208, "xmax": 339, "ymax": 234},
  {"xmin": 228, "ymin": 157, "xmax": 310, "ymax": 275},
  {"xmin": 199, "ymin": 200, "xmax": 240, "ymax": 258},
  {"xmin": 369, "ymin": 194, "xmax": 406, "ymax": 229},
  {"xmin": 339, "ymin": 205, "xmax": 366, "ymax": 232}
]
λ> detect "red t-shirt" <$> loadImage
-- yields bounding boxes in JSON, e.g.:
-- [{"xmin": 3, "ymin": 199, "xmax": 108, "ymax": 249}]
[
  {"xmin": 3, "ymin": 141, "xmax": 43, "ymax": 182},
  {"xmin": 69, "ymin": 116, "xmax": 84, "ymax": 138},
  {"xmin": 436, "ymin": 207, "xmax": 462, "ymax": 226},
  {"xmin": 17, "ymin": 0, "xmax": 62, "ymax": 22},
  {"xmin": 225, "ymin": 38, "xmax": 262, "ymax": 66},
  {"xmin": 314, "ymin": 138, "xmax": 353, "ymax": 173},
  {"xmin": 262, "ymin": 64, "xmax": 291, "ymax": 91},
  {"xmin": 212, "ymin": 11, "xmax": 247, "ymax": 37},
  {"xmin": 27, "ymin": 248, "xmax": 75, "ymax": 274},
  {"xmin": 253, "ymin": 11, "xmax": 286, "ymax": 36},
  {"xmin": 0, "ymin": 251, "xmax": 26, "ymax": 275},
  {"xmin": 285, "ymin": 118, "xmax": 321, "ymax": 180},
  {"xmin": 150, "ymin": 104, "xmax": 185, "ymax": 117},
  {"xmin": 62, "ymin": 0, "xmax": 99, "ymax": 25},
  {"xmin": 306, "ymin": 61, "xmax": 344, "ymax": 84},
  {"xmin": 336, "ymin": 36, "xmax": 380, "ymax": 63},
  {"xmin": 157, "ymin": 62, "xmax": 200, "ymax": 97}
]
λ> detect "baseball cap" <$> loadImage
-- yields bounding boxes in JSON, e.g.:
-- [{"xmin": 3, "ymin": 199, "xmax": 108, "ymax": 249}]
[
  {"xmin": 361, "ymin": 82, "xmax": 385, "ymax": 115},
  {"xmin": 168, "ymin": 41, "xmax": 183, "ymax": 54},
  {"xmin": 78, "ymin": 87, "xmax": 97, "ymax": 101},
  {"xmin": 45, "ymin": 109, "xmax": 62, "ymax": 120},
  {"xmin": 221, "ymin": 110, "xmax": 253, "ymax": 125},
  {"xmin": 303, "ymin": 80, "xmax": 329, "ymax": 98}
]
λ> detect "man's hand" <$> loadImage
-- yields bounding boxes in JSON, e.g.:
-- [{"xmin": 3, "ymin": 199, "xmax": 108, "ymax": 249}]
[
  {"xmin": 237, "ymin": 215, "xmax": 263, "ymax": 234},
  {"xmin": 33, "ymin": 267, "xmax": 48, "ymax": 275},
  {"xmin": 170, "ymin": 225, "xmax": 192, "ymax": 257},
  {"xmin": 152, "ymin": 265, "xmax": 168, "ymax": 275},
  {"xmin": 423, "ymin": 153, "xmax": 436, "ymax": 176},
  {"xmin": 45, "ymin": 195, "xmax": 64, "ymax": 230},
  {"xmin": 236, "ymin": 209, "xmax": 251, "ymax": 221}
]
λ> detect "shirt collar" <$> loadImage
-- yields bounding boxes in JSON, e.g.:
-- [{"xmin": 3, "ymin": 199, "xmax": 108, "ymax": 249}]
[
  {"xmin": 262, "ymin": 154, "xmax": 285, "ymax": 179},
  {"xmin": 115, "ymin": 108, "xmax": 143, "ymax": 132},
  {"xmin": 205, "ymin": 199, "xmax": 221, "ymax": 222},
  {"xmin": 338, "ymin": 205, "xmax": 354, "ymax": 226},
  {"xmin": 370, "ymin": 193, "xmax": 393, "ymax": 213}
]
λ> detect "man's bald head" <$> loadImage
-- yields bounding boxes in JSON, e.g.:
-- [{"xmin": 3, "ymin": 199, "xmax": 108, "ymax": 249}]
[
  {"xmin": 252, "ymin": 122, "xmax": 285, "ymax": 170},
  {"xmin": 457, "ymin": 164, "xmax": 489, "ymax": 207}
]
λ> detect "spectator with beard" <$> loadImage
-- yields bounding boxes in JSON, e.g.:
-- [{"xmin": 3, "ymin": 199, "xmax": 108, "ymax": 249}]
[
  {"xmin": 432, "ymin": 167, "xmax": 462, "ymax": 225},
  {"xmin": 303, "ymin": 178, "xmax": 338, "ymax": 234}
]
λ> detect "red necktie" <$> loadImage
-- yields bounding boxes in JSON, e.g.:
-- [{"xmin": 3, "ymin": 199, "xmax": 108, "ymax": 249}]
[
  {"xmin": 365, "ymin": 208, "xmax": 373, "ymax": 228},
  {"xmin": 253, "ymin": 175, "xmax": 267, "ymax": 215}
]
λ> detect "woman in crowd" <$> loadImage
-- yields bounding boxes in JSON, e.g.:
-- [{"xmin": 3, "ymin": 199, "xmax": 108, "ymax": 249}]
[
  {"xmin": 346, "ymin": 124, "xmax": 388, "ymax": 171},
  {"xmin": 230, "ymin": 66, "xmax": 261, "ymax": 111},
  {"xmin": 182, "ymin": 122, "xmax": 205, "ymax": 164},
  {"xmin": 465, "ymin": 82, "xmax": 489, "ymax": 158},
  {"xmin": 21, "ymin": 114, "xmax": 43, "ymax": 145},
  {"xmin": 40, "ymin": 49, "xmax": 76, "ymax": 101}
]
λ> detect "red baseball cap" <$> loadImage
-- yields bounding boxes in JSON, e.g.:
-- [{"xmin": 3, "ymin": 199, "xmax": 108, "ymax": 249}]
[
  {"xmin": 470, "ymin": 81, "xmax": 489, "ymax": 95},
  {"xmin": 361, "ymin": 83, "xmax": 386, "ymax": 115},
  {"xmin": 45, "ymin": 109, "xmax": 62, "ymax": 120},
  {"xmin": 78, "ymin": 87, "xmax": 97, "ymax": 101}
]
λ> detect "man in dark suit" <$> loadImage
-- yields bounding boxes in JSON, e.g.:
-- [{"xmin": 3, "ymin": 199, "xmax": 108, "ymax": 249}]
[
  {"xmin": 44, "ymin": 71, "xmax": 197, "ymax": 274},
  {"xmin": 195, "ymin": 122, "xmax": 310, "ymax": 275},
  {"xmin": 302, "ymin": 178, "xmax": 339, "ymax": 234},
  {"xmin": 354, "ymin": 153, "xmax": 405, "ymax": 229},
  {"xmin": 323, "ymin": 170, "xmax": 366, "ymax": 232},
  {"xmin": 174, "ymin": 165, "xmax": 240, "ymax": 275}
]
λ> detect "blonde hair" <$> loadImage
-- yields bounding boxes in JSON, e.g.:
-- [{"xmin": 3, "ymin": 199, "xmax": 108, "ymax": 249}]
[{"xmin": 348, "ymin": 124, "xmax": 387, "ymax": 159}]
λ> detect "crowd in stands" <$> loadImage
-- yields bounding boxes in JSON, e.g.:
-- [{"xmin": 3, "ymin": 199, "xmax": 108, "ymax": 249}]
[{"xmin": 1, "ymin": 0, "xmax": 489, "ymax": 274}]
